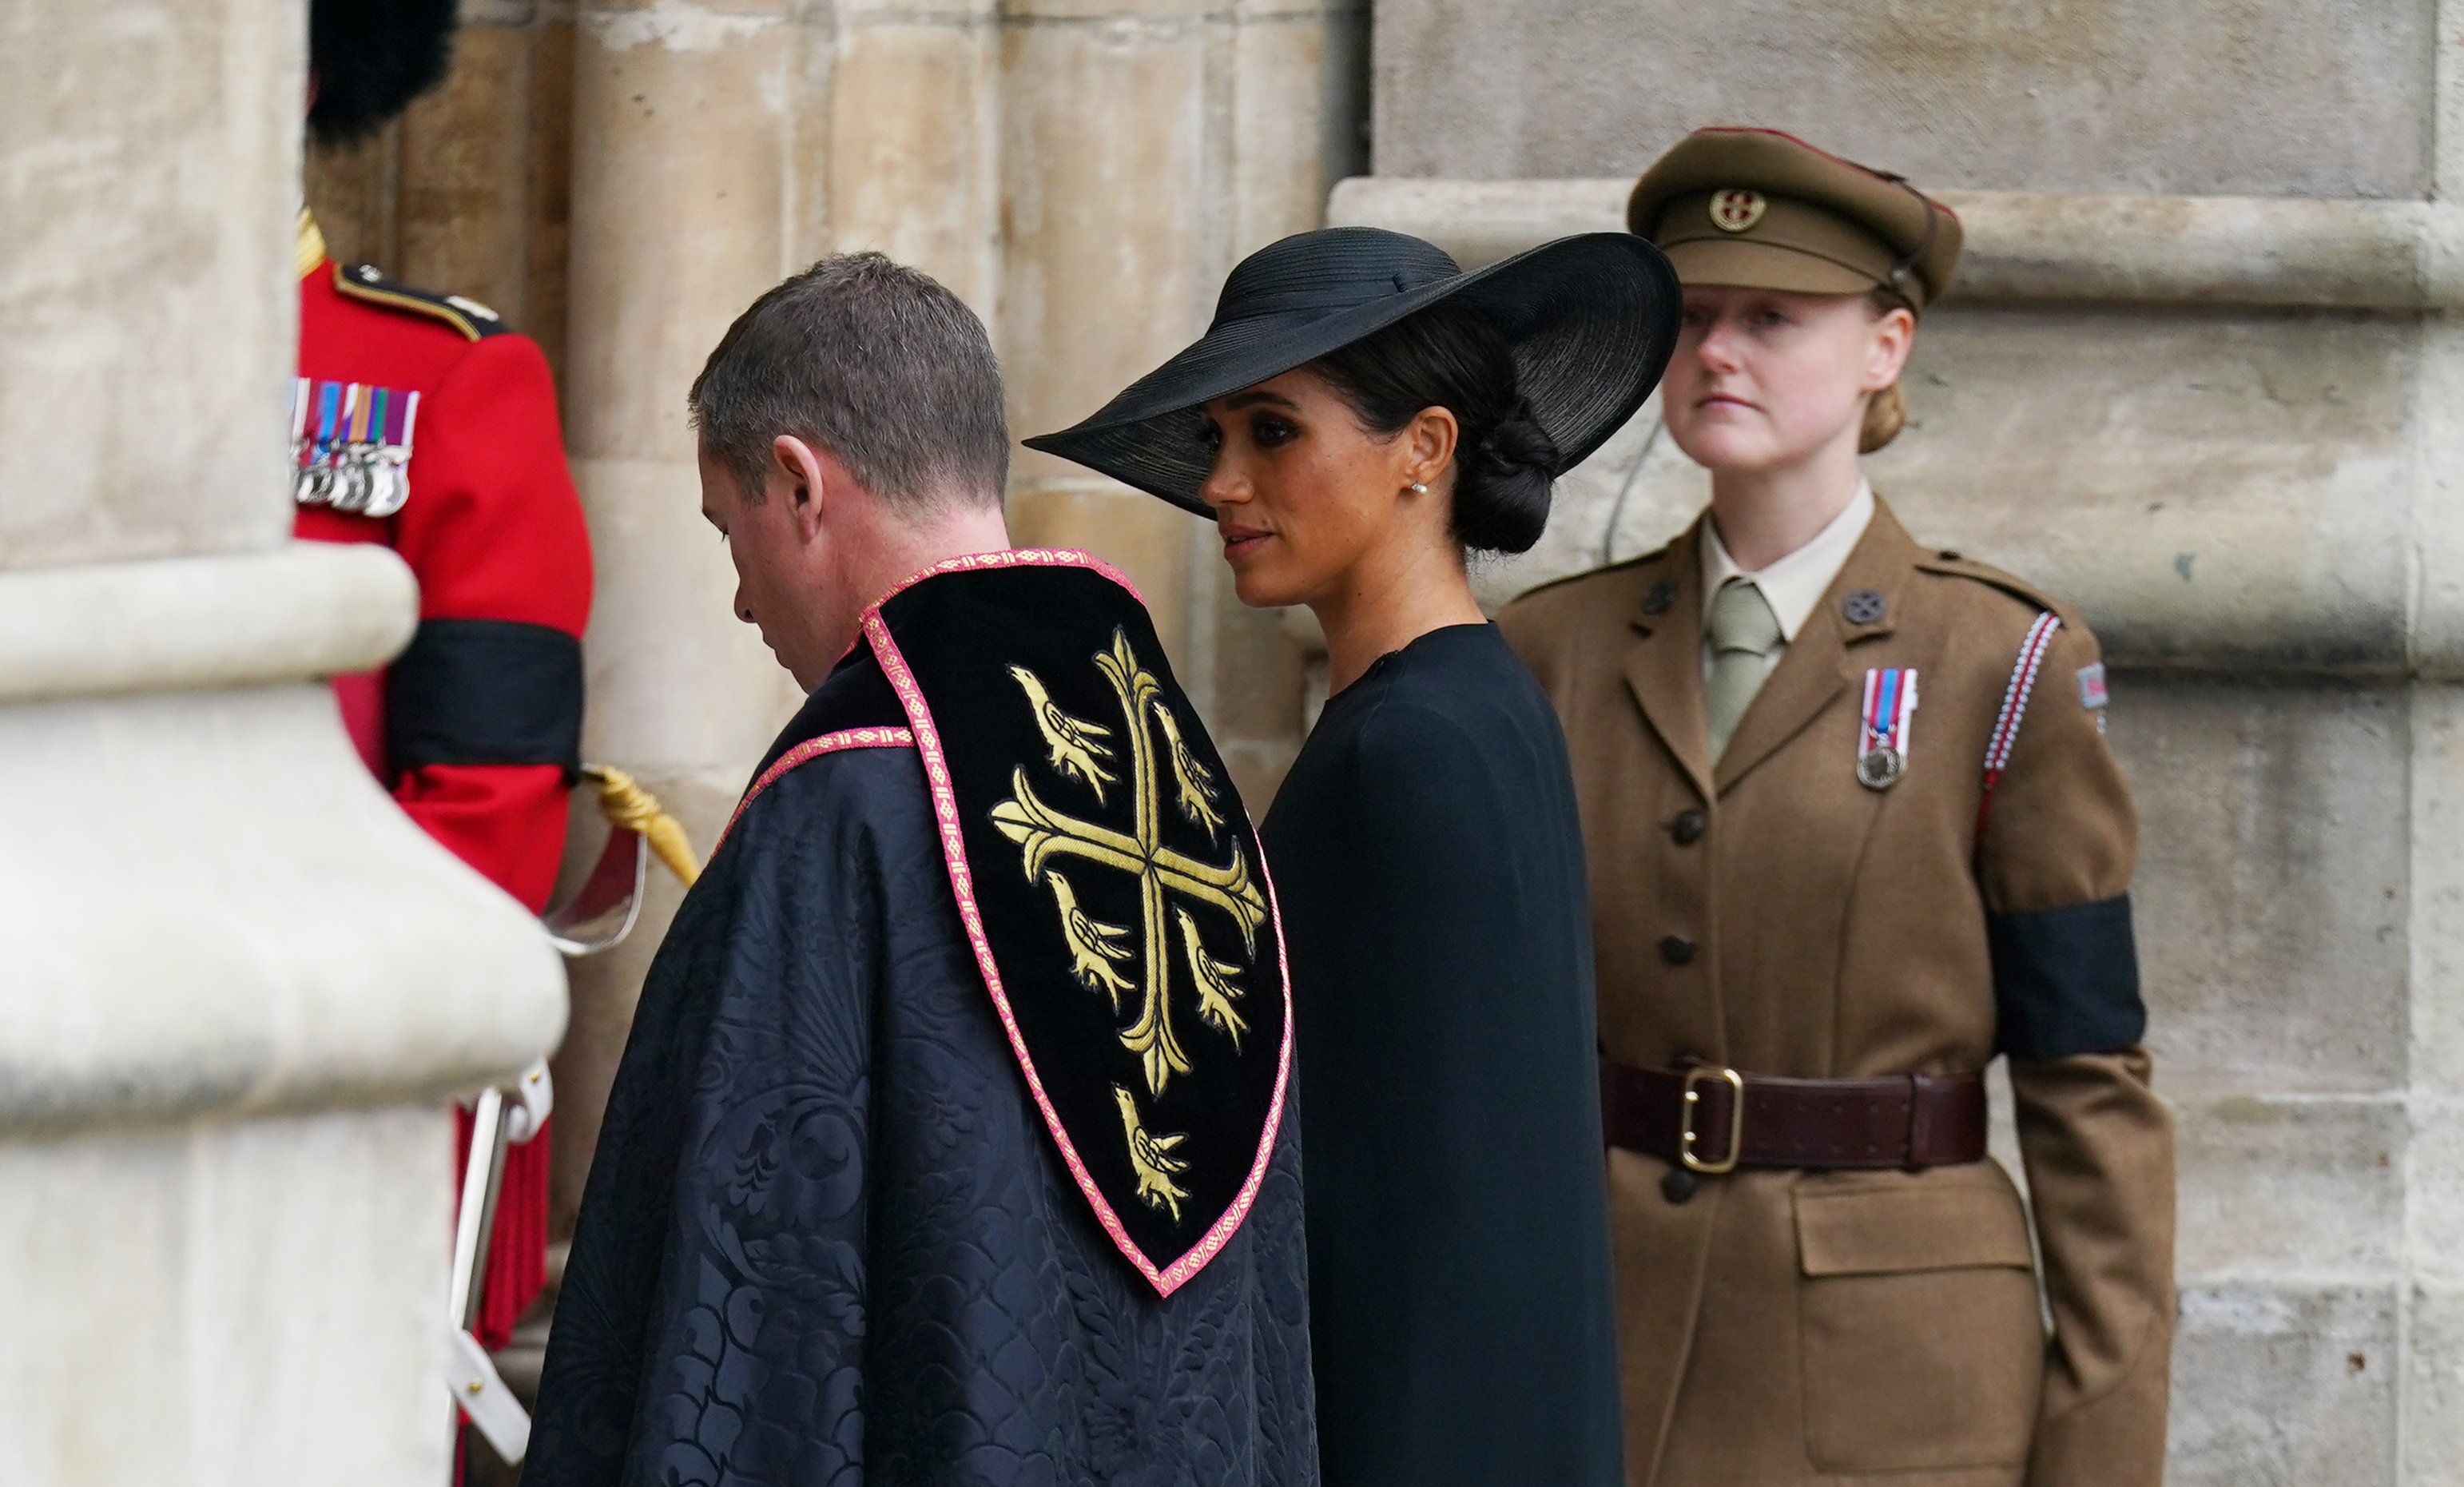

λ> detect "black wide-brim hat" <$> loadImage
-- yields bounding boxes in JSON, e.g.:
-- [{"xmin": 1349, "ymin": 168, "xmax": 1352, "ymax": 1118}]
[{"xmin": 1023, "ymin": 226, "xmax": 1683, "ymax": 518}]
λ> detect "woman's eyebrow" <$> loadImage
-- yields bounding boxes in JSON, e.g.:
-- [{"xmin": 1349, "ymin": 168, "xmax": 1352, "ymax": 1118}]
[{"xmin": 1221, "ymin": 390, "xmax": 1299, "ymax": 412}]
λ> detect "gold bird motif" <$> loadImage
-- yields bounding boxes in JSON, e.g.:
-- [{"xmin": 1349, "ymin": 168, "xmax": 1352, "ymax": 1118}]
[
  {"xmin": 1049, "ymin": 871, "xmax": 1134, "ymax": 1008},
  {"xmin": 1153, "ymin": 706, "xmax": 1226, "ymax": 839},
  {"xmin": 1113, "ymin": 1084, "xmax": 1191, "ymax": 1223},
  {"xmin": 1176, "ymin": 907, "xmax": 1247, "ymax": 1049},
  {"xmin": 1009, "ymin": 664, "xmax": 1117, "ymax": 801}
]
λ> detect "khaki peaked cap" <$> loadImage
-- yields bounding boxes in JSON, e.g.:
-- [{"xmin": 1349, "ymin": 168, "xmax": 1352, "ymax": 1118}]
[{"xmin": 1629, "ymin": 127, "xmax": 1964, "ymax": 309}]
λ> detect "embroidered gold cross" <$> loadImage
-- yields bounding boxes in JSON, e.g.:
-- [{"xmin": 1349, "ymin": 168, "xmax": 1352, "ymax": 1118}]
[{"xmin": 993, "ymin": 629, "xmax": 1268, "ymax": 1219}]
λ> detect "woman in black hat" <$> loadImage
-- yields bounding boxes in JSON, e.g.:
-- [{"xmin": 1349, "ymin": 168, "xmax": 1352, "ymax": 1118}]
[{"xmin": 1028, "ymin": 226, "xmax": 1679, "ymax": 1486}]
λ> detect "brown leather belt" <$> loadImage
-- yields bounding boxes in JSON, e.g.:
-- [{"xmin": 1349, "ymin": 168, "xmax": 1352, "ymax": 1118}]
[{"xmin": 1600, "ymin": 1061, "xmax": 1987, "ymax": 1173}]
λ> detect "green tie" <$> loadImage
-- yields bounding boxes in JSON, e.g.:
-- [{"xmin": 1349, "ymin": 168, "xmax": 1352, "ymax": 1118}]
[{"xmin": 1705, "ymin": 577, "xmax": 1784, "ymax": 761}]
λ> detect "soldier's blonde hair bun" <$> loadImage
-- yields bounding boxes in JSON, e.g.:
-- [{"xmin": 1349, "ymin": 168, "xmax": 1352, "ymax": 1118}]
[
  {"xmin": 1859, "ymin": 383, "xmax": 1906, "ymax": 453},
  {"xmin": 1859, "ymin": 285, "xmax": 1917, "ymax": 454}
]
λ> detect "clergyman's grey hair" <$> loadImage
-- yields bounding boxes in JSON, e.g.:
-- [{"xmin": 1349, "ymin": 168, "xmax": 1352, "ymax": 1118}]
[{"xmin": 689, "ymin": 252, "xmax": 1009, "ymax": 512}]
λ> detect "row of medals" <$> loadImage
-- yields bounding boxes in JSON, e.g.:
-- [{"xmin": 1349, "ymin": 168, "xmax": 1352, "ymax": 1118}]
[{"xmin": 292, "ymin": 440, "xmax": 411, "ymax": 518}]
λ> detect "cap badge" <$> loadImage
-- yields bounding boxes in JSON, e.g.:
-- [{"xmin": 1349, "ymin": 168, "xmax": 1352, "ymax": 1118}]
[{"xmin": 1709, "ymin": 189, "xmax": 1767, "ymax": 233}]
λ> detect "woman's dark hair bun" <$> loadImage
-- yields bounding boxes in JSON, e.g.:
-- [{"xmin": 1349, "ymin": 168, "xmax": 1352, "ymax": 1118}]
[
  {"xmin": 1309, "ymin": 304, "xmax": 1562, "ymax": 555},
  {"xmin": 1455, "ymin": 400, "xmax": 1559, "ymax": 555}
]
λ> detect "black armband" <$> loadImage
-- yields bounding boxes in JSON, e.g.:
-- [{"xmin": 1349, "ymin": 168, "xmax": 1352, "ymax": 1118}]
[
  {"xmin": 385, "ymin": 617, "xmax": 584, "ymax": 781},
  {"xmin": 1990, "ymin": 893, "xmax": 2144, "ymax": 1061}
]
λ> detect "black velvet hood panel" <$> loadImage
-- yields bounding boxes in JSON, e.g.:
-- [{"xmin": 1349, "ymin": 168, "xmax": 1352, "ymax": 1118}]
[{"xmin": 860, "ymin": 552, "xmax": 1294, "ymax": 1291}]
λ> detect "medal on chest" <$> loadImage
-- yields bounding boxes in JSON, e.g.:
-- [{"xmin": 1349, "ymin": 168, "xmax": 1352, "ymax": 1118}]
[
  {"xmin": 291, "ymin": 378, "xmax": 419, "ymax": 518},
  {"xmin": 1857, "ymin": 666, "xmax": 1918, "ymax": 789}
]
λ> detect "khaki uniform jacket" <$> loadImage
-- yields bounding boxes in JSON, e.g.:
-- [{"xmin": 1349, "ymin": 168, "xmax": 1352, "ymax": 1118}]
[{"xmin": 1498, "ymin": 500, "xmax": 2175, "ymax": 1487}]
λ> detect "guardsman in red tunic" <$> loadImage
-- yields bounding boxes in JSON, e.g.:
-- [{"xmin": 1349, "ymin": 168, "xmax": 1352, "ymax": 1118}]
[{"xmin": 301, "ymin": 0, "xmax": 592, "ymax": 1362}]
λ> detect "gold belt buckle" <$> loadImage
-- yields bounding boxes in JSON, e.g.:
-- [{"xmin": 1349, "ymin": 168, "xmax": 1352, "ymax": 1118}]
[{"xmin": 1679, "ymin": 1066, "xmax": 1746, "ymax": 1175}]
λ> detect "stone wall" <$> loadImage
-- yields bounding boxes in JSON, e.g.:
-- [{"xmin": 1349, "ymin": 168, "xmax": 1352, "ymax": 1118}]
[
  {"xmin": 1353, "ymin": 1, "xmax": 2464, "ymax": 1478},
  {"xmin": 1373, "ymin": 0, "xmax": 2438, "ymax": 198}
]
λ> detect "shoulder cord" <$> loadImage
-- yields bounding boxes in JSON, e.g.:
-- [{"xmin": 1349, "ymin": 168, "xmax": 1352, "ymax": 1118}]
[
  {"xmin": 1975, "ymin": 612, "xmax": 2064, "ymax": 852},
  {"xmin": 585, "ymin": 764, "xmax": 701, "ymax": 886}
]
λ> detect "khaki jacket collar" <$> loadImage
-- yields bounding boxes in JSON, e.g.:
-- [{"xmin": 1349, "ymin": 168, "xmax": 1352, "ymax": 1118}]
[
  {"xmin": 1623, "ymin": 498, "xmax": 1921, "ymax": 801},
  {"xmin": 1622, "ymin": 521, "xmax": 1715, "ymax": 802}
]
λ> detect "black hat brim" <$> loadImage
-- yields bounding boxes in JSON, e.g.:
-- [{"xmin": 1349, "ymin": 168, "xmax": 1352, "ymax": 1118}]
[{"xmin": 1023, "ymin": 233, "xmax": 1682, "ymax": 518}]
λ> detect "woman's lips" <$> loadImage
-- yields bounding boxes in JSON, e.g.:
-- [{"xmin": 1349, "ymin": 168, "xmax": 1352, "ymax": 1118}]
[
  {"xmin": 1218, "ymin": 523, "xmax": 1272, "ymax": 559},
  {"xmin": 1696, "ymin": 393, "xmax": 1758, "ymax": 412}
]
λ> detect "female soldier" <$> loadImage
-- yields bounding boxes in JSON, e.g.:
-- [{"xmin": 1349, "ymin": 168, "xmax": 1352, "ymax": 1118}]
[
  {"xmin": 1030, "ymin": 225, "xmax": 1679, "ymax": 1486},
  {"xmin": 1498, "ymin": 129, "xmax": 2176, "ymax": 1487}
]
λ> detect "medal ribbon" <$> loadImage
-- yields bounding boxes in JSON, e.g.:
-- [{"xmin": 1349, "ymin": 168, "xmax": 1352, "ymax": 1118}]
[
  {"xmin": 1859, "ymin": 666, "xmax": 1918, "ymax": 763},
  {"xmin": 315, "ymin": 380, "xmax": 342, "ymax": 465},
  {"xmin": 390, "ymin": 388, "xmax": 420, "ymax": 451},
  {"xmin": 288, "ymin": 377, "xmax": 312, "ymax": 465}
]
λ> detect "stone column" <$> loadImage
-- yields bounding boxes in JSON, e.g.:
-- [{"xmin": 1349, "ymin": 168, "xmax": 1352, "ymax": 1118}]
[
  {"xmin": 551, "ymin": 0, "xmax": 822, "ymax": 1226},
  {"xmin": 0, "ymin": 2, "xmax": 564, "ymax": 1482},
  {"xmin": 997, "ymin": 0, "xmax": 1356, "ymax": 798},
  {"xmin": 1200, "ymin": 0, "xmax": 1365, "ymax": 800},
  {"xmin": 2401, "ymin": 6, "xmax": 2464, "ymax": 1477},
  {"xmin": 824, "ymin": 0, "xmax": 1001, "ymax": 312},
  {"xmin": 394, "ymin": 0, "xmax": 578, "ymax": 371},
  {"xmin": 998, "ymin": 0, "xmax": 1223, "ymax": 664}
]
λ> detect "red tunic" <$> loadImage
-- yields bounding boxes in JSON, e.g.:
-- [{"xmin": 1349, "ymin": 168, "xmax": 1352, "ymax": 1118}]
[{"xmin": 295, "ymin": 218, "xmax": 591, "ymax": 1352}]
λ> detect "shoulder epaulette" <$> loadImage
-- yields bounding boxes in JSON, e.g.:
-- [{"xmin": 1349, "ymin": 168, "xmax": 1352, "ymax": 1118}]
[
  {"xmin": 333, "ymin": 262, "xmax": 509, "ymax": 341},
  {"xmin": 1913, "ymin": 549, "xmax": 2070, "ymax": 621},
  {"xmin": 1507, "ymin": 543, "xmax": 1674, "ymax": 607}
]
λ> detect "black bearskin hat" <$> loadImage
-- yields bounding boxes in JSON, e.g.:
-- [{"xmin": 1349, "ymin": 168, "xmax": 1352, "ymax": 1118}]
[{"xmin": 307, "ymin": 0, "xmax": 459, "ymax": 145}]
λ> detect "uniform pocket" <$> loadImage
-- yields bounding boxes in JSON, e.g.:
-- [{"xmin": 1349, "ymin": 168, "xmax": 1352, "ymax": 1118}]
[{"xmin": 1795, "ymin": 1173, "xmax": 2045, "ymax": 1473}]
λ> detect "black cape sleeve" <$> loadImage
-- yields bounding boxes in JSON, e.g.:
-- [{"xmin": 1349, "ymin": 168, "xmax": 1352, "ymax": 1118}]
[
  {"xmin": 526, "ymin": 749, "xmax": 904, "ymax": 1485},
  {"xmin": 1277, "ymin": 689, "xmax": 1623, "ymax": 1487}
]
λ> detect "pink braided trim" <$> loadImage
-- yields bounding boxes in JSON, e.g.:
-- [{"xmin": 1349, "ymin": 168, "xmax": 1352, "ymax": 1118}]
[
  {"xmin": 869, "ymin": 547, "xmax": 1146, "ymax": 613},
  {"xmin": 864, "ymin": 603, "xmax": 1290, "ymax": 1298},
  {"xmin": 713, "ymin": 728, "xmax": 916, "ymax": 854}
]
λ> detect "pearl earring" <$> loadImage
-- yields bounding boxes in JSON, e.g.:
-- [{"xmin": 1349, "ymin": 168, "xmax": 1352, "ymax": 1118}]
[{"xmin": 1408, "ymin": 481, "xmax": 1429, "ymax": 495}]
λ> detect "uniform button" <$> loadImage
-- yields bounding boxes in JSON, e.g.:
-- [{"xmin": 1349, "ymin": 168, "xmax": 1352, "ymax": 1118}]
[
  {"xmin": 1659, "ymin": 934, "xmax": 1696, "ymax": 966},
  {"xmin": 1661, "ymin": 1167, "xmax": 1699, "ymax": 1204},
  {"xmin": 1670, "ymin": 809, "xmax": 1707, "ymax": 845}
]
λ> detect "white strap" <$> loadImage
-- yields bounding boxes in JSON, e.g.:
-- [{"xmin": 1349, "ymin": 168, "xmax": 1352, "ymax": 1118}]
[
  {"xmin": 447, "ymin": 1327, "xmax": 531, "ymax": 1463},
  {"xmin": 503, "ymin": 1058, "xmax": 554, "ymax": 1145}
]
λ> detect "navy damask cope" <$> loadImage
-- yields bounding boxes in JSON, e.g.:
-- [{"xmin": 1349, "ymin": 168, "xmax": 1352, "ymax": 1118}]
[{"xmin": 864, "ymin": 555, "xmax": 1293, "ymax": 1293}]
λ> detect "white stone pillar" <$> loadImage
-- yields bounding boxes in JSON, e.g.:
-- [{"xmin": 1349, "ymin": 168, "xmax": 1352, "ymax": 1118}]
[
  {"xmin": 0, "ymin": 2, "xmax": 565, "ymax": 1483},
  {"xmin": 553, "ymin": 0, "xmax": 819, "ymax": 1221},
  {"xmin": 999, "ymin": 0, "xmax": 1224, "ymax": 662},
  {"xmin": 996, "ymin": 0, "xmax": 1351, "ymax": 795},
  {"xmin": 2401, "ymin": 5, "xmax": 2464, "ymax": 1477},
  {"xmin": 824, "ymin": 0, "xmax": 1001, "ymax": 312}
]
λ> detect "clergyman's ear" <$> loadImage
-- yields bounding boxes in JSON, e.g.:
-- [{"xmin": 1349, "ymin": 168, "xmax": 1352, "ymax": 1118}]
[{"xmin": 773, "ymin": 435, "xmax": 828, "ymax": 539}]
